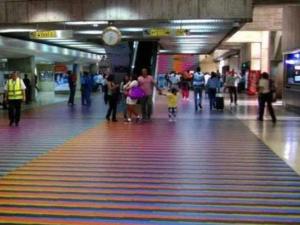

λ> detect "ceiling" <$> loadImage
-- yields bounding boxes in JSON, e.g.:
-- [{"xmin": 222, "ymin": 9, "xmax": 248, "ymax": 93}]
[
  {"xmin": 0, "ymin": 35, "xmax": 102, "ymax": 64},
  {"xmin": 0, "ymin": 19, "xmax": 244, "ymax": 55}
]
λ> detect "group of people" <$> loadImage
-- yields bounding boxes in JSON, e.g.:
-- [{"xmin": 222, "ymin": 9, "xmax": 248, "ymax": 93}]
[
  {"xmin": 2, "ymin": 66, "xmax": 277, "ymax": 127},
  {"xmin": 159, "ymin": 67, "xmax": 276, "ymax": 123},
  {"xmin": 105, "ymin": 68, "xmax": 159, "ymax": 122}
]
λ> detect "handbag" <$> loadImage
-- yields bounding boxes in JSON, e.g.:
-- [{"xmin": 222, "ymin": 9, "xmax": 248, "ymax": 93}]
[{"xmin": 129, "ymin": 86, "xmax": 145, "ymax": 100}]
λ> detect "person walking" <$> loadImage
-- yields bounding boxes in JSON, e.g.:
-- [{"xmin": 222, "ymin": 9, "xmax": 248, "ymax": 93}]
[
  {"xmin": 4, "ymin": 72, "xmax": 26, "ymax": 126},
  {"xmin": 67, "ymin": 70, "xmax": 77, "ymax": 106},
  {"xmin": 257, "ymin": 72, "xmax": 277, "ymax": 123},
  {"xmin": 81, "ymin": 72, "xmax": 93, "ymax": 106},
  {"xmin": 161, "ymin": 88, "xmax": 179, "ymax": 122},
  {"xmin": 181, "ymin": 71, "xmax": 190, "ymax": 100},
  {"xmin": 105, "ymin": 74, "xmax": 119, "ymax": 122},
  {"xmin": 193, "ymin": 67, "xmax": 205, "ymax": 111},
  {"xmin": 138, "ymin": 68, "xmax": 160, "ymax": 121},
  {"xmin": 225, "ymin": 71, "xmax": 238, "ymax": 107},
  {"xmin": 120, "ymin": 74, "xmax": 130, "ymax": 121},
  {"xmin": 169, "ymin": 71, "xmax": 181, "ymax": 90},
  {"xmin": 23, "ymin": 74, "xmax": 31, "ymax": 104},
  {"xmin": 207, "ymin": 72, "xmax": 221, "ymax": 111},
  {"xmin": 124, "ymin": 75, "xmax": 141, "ymax": 122}
]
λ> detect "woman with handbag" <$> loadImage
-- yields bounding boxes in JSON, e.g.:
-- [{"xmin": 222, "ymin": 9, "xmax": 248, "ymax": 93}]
[
  {"xmin": 124, "ymin": 75, "xmax": 142, "ymax": 122},
  {"xmin": 257, "ymin": 72, "xmax": 277, "ymax": 123}
]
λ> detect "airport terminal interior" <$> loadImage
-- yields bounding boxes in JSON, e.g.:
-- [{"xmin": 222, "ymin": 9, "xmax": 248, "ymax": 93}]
[{"xmin": 1, "ymin": 0, "xmax": 300, "ymax": 224}]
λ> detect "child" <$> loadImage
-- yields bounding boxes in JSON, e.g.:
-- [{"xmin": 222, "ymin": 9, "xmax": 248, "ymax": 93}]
[{"xmin": 161, "ymin": 88, "xmax": 179, "ymax": 122}]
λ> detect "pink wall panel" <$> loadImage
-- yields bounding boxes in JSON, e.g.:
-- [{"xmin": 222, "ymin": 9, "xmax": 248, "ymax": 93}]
[{"xmin": 157, "ymin": 54, "xmax": 199, "ymax": 74}]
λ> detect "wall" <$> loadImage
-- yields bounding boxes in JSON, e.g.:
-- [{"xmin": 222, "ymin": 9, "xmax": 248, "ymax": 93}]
[
  {"xmin": 157, "ymin": 54, "xmax": 199, "ymax": 74},
  {"xmin": 36, "ymin": 64, "xmax": 54, "ymax": 92},
  {"xmin": 200, "ymin": 55, "xmax": 218, "ymax": 73},
  {"xmin": 282, "ymin": 6, "xmax": 300, "ymax": 111},
  {"xmin": 240, "ymin": 43, "xmax": 252, "ymax": 64},
  {"xmin": 242, "ymin": 5, "xmax": 283, "ymax": 31},
  {"xmin": 0, "ymin": 0, "xmax": 252, "ymax": 23}
]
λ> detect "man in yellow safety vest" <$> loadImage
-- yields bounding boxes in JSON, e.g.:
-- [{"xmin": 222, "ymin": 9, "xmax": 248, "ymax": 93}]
[{"xmin": 5, "ymin": 72, "xmax": 26, "ymax": 127}]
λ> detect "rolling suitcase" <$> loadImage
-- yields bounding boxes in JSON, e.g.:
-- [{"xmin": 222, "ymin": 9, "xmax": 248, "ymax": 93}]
[{"xmin": 215, "ymin": 93, "xmax": 224, "ymax": 111}]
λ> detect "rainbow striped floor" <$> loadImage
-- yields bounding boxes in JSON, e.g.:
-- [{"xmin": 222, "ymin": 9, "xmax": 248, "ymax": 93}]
[{"xmin": 0, "ymin": 96, "xmax": 300, "ymax": 224}]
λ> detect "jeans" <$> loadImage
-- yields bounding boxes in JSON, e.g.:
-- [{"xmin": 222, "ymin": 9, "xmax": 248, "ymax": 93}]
[
  {"xmin": 81, "ymin": 87, "xmax": 91, "ymax": 106},
  {"xmin": 140, "ymin": 95, "xmax": 153, "ymax": 120},
  {"xmin": 194, "ymin": 86, "xmax": 204, "ymax": 110},
  {"xmin": 106, "ymin": 95, "xmax": 118, "ymax": 120},
  {"xmin": 208, "ymin": 88, "xmax": 217, "ymax": 110},
  {"xmin": 258, "ymin": 93, "xmax": 276, "ymax": 122},
  {"xmin": 228, "ymin": 86, "xmax": 237, "ymax": 104},
  {"xmin": 68, "ymin": 86, "xmax": 76, "ymax": 105},
  {"xmin": 8, "ymin": 99, "xmax": 22, "ymax": 124}
]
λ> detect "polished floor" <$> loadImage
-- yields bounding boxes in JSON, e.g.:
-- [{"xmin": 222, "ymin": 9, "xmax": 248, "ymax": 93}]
[{"xmin": 0, "ymin": 92, "xmax": 300, "ymax": 224}]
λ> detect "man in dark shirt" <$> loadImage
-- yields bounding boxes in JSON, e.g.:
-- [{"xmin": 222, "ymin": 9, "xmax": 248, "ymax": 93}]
[
  {"xmin": 67, "ymin": 71, "xmax": 77, "ymax": 106},
  {"xmin": 23, "ymin": 74, "xmax": 31, "ymax": 104}
]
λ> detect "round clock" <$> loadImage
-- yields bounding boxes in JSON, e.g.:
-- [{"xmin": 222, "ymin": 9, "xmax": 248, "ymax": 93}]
[{"xmin": 102, "ymin": 26, "xmax": 122, "ymax": 46}]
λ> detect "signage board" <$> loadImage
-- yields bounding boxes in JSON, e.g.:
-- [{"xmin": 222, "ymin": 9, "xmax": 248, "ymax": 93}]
[
  {"xmin": 146, "ymin": 28, "xmax": 188, "ymax": 37},
  {"xmin": 30, "ymin": 30, "xmax": 73, "ymax": 40}
]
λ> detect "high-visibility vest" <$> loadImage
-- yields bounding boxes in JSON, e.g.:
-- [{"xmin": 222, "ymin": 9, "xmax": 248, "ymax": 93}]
[{"xmin": 7, "ymin": 78, "xmax": 23, "ymax": 100}]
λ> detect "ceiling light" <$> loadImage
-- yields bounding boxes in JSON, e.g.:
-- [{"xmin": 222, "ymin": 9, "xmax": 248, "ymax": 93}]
[
  {"xmin": 75, "ymin": 30, "xmax": 103, "ymax": 35},
  {"xmin": 120, "ymin": 28, "xmax": 144, "ymax": 32},
  {"xmin": 171, "ymin": 19, "xmax": 225, "ymax": 24},
  {"xmin": 50, "ymin": 41, "xmax": 82, "ymax": 45},
  {"xmin": 48, "ymin": 39, "xmax": 77, "ymax": 42},
  {"xmin": 64, "ymin": 21, "xmax": 108, "ymax": 25},
  {"xmin": 0, "ymin": 28, "xmax": 37, "ymax": 33},
  {"xmin": 190, "ymin": 29, "xmax": 222, "ymax": 33},
  {"xmin": 68, "ymin": 44, "xmax": 97, "ymax": 48}
]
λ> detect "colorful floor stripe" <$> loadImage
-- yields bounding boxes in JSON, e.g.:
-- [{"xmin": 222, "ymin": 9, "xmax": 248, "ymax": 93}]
[{"xmin": 0, "ymin": 96, "xmax": 300, "ymax": 224}]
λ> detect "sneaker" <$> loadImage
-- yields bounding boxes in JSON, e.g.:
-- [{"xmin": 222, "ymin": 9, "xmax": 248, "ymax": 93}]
[
  {"xmin": 169, "ymin": 118, "xmax": 173, "ymax": 122},
  {"xmin": 127, "ymin": 118, "xmax": 132, "ymax": 123}
]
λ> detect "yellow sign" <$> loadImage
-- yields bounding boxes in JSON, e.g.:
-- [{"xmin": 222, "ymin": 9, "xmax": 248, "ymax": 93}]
[
  {"xmin": 175, "ymin": 29, "xmax": 187, "ymax": 36},
  {"xmin": 149, "ymin": 28, "xmax": 171, "ymax": 37},
  {"xmin": 30, "ymin": 30, "xmax": 57, "ymax": 39},
  {"xmin": 147, "ymin": 28, "xmax": 188, "ymax": 37}
]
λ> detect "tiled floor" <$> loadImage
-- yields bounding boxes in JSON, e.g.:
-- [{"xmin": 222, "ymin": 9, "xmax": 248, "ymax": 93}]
[{"xmin": 0, "ymin": 92, "xmax": 300, "ymax": 224}]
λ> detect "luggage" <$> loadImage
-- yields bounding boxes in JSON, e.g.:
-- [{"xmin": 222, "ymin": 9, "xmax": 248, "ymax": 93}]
[{"xmin": 215, "ymin": 93, "xmax": 224, "ymax": 111}]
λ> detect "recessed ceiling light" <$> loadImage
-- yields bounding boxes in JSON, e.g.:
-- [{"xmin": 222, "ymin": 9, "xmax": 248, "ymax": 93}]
[
  {"xmin": 75, "ymin": 30, "xmax": 103, "ymax": 35},
  {"xmin": 171, "ymin": 19, "xmax": 225, "ymax": 24},
  {"xmin": 64, "ymin": 21, "xmax": 108, "ymax": 25},
  {"xmin": 68, "ymin": 44, "xmax": 97, "ymax": 48},
  {"xmin": 0, "ymin": 28, "xmax": 37, "ymax": 33},
  {"xmin": 120, "ymin": 28, "xmax": 144, "ymax": 32},
  {"xmin": 48, "ymin": 39, "xmax": 78, "ymax": 42}
]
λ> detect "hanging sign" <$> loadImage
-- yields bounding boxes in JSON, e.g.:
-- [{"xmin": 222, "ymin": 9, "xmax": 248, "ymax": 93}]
[
  {"xmin": 146, "ymin": 28, "xmax": 188, "ymax": 37},
  {"xmin": 30, "ymin": 30, "xmax": 73, "ymax": 40}
]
